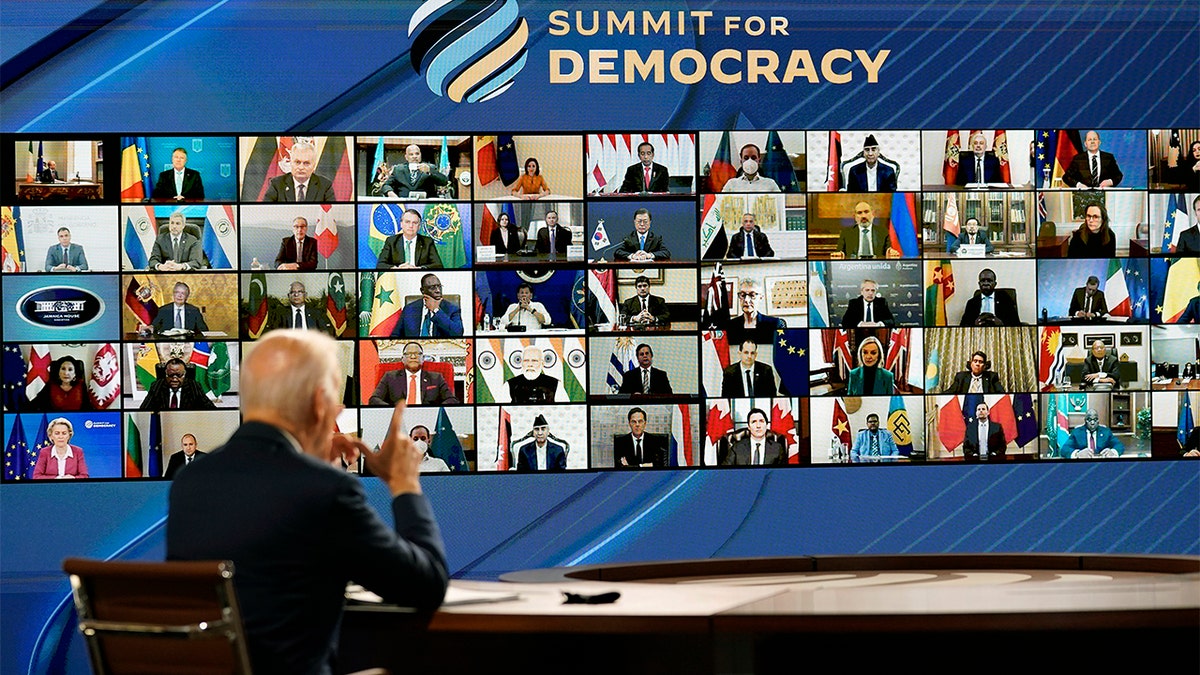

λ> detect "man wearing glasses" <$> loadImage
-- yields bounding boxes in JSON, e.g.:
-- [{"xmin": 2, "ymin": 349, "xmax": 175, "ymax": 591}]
[
  {"xmin": 274, "ymin": 217, "xmax": 318, "ymax": 270},
  {"xmin": 724, "ymin": 277, "xmax": 785, "ymax": 345},
  {"xmin": 267, "ymin": 281, "xmax": 333, "ymax": 334}
]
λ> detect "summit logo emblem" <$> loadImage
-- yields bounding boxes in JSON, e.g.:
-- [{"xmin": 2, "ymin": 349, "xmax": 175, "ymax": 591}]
[{"xmin": 409, "ymin": 0, "xmax": 529, "ymax": 103}]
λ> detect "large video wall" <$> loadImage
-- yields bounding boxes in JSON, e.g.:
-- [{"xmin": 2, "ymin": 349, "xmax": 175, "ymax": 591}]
[{"xmin": 5, "ymin": 129, "xmax": 1199, "ymax": 480}]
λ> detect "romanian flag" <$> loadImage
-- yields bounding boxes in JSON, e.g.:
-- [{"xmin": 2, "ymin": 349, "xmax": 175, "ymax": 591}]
[
  {"xmin": 120, "ymin": 137, "xmax": 152, "ymax": 201},
  {"xmin": 924, "ymin": 260, "xmax": 955, "ymax": 326}
]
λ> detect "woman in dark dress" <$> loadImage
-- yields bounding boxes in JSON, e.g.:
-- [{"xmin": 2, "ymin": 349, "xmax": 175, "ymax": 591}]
[
  {"xmin": 1066, "ymin": 203, "xmax": 1116, "ymax": 257},
  {"xmin": 488, "ymin": 211, "xmax": 522, "ymax": 254}
]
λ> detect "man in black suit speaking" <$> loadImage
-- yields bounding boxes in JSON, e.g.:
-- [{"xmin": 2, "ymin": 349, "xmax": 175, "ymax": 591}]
[
  {"xmin": 264, "ymin": 142, "xmax": 335, "ymax": 202},
  {"xmin": 727, "ymin": 212, "xmax": 775, "ymax": 258},
  {"xmin": 615, "ymin": 407, "xmax": 667, "ymax": 468},
  {"xmin": 960, "ymin": 268, "xmax": 1021, "ymax": 326},
  {"xmin": 147, "ymin": 281, "xmax": 209, "ymax": 334},
  {"xmin": 382, "ymin": 144, "xmax": 449, "ymax": 199},
  {"xmin": 266, "ymin": 282, "xmax": 334, "ymax": 335},
  {"xmin": 167, "ymin": 330, "xmax": 448, "ymax": 675},
  {"xmin": 1062, "ymin": 130, "xmax": 1123, "ymax": 189},
  {"xmin": 163, "ymin": 433, "xmax": 207, "ymax": 479},
  {"xmin": 956, "ymin": 133, "xmax": 1002, "ymax": 186},
  {"xmin": 962, "ymin": 401, "xmax": 1007, "ymax": 462},
  {"xmin": 535, "ymin": 210, "xmax": 571, "ymax": 254},
  {"xmin": 152, "ymin": 147, "xmax": 206, "ymax": 201},
  {"xmin": 619, "ymin": 343, "xmax": 674, "ymax": 396},
  {"xmin": 721, "ymin": 341, "xmax": 777, "ymax": 397},
  {"xmin": 617, "ymin": 141, "xmax": 669, "ymax": 193},
  {"xmin": 620, "ymin": 275, "xmax": 671, "ymax": 326},
  {"xmin": 840, "ymin": 279, "xmax": 895, "ymax": 328},
  {"xmin": 38, "ymin": 160, "xmax": 61, "ymax": 183},
  {"xmin": 369, "ymin": 342, "xmax": 458, "ymax": 406},
  {"xmin": 846, "ymin": 135, "xmax": 897, "ymax": 193},
  {"xmin": 945, "ymin": 351, "xmax": 1004, "ymax": 394},
  {"xmin": 274, "ymin": 216, "xmax": 318, "ymax": 270},
  {"xmin": 613, "ymin": 208, "xmax": 671, "ymax": 262}
]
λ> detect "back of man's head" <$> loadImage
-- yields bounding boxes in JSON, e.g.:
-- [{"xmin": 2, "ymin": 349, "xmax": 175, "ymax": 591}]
[{"xmin": 242, "ymin": 331, "xmax": 341, "ymax": 434}]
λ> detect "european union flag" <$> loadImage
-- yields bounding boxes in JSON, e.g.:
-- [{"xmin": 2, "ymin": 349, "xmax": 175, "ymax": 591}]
[
  {"xmin": 4, "ymin": 415, "xmax": 29, "ymax": 480},
  {"xmin": 1123, "ymin": 259, "xmax": 1149, "ymax": 322},
  {"xmin": 772, "ymin": 328, "xmax": 808, "ymax": 396},
  {"xmin": 762, "ymin": 130, "xmax": 799, "ymax": 192},
  {"xmin": 432, "ymin": 408, "xmax": 468, "ymax": 472},
  {"xmin": 2, "ymin": 344, "xmax": 26, "ymax": 412},
  {"xmin": 147, "ymin": 412, "xmax": 164, "ymax": 479},
  {"xmin": 1013, "ymin": 393, "xmax": 1039, "ymax": 449},
  {"xmin": 1177, "ymin": 393, "xmax": 1194, "ymax": 449}
]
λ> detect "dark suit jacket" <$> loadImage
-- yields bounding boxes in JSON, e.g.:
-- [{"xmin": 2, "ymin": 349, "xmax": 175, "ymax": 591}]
[
  {"xmin": 720, "ymin": 362, "xmax": 777, "ymax": 397},
  {"xmin": 264, "ymin": 172, "xmax": 336, "ymax": 202},
  {"xmin": 945, "ymin": 370, "xmax": 1004, "ymax": 394},
  {"xmin": 489, "ymin": 225, "xmax": 522, "ymax": 254},
  {"xmin": 152, "ymin": 167, "xmax": 205, "ymax": 200},
  {"xmin": 163, "ymin": 449, "xmax": 208, "ymax": 479},
  {"xmin": 949, "ymin": 231, "xmax": 995, "ymax": 255},
  {"xmin": 1062, "ymin": 150, "xmax": 1123, "ymax": 188},
  {"xmin": 962, "ymin": 421, "xmax": 1007, "ymax": 461},
  {"xmin": 394, "ymin": 298, "xmax": 463, "ymax": 337},
  {"xmin": 1082, "ymin": 354, "xmax": 1122, "ymax": 388},
  {"xmin": 724, "ymin": 313, "xmax": 785, "ymax": 346},
  {"xmin": 151, "ymin": 302, "xmax": 209, "ymax": 334},
  {"xmin": 167, "ymin": 421, "xmax": 448, "ymax": 675},
  {"xmin": 846, "ymin": 162, "xmax": 897, "ymax": 192},
  {"xmin": 618, "ymin": 162, "xmax": 669, "ymax": 193},
  {"xmin": 266, "ymin": 304, "xmax": 334, "ymax": 335},
  {"xmin": 840, "ymin": 296, "xmax": 895, "ymax": 328},
  {"xmin": 955, "ymin": 153, "xmax": 1002, "ymax": 185},
  {"xmin": 836, "ymin": 224, "xmax": 891, "ymax": 258},
  {"xmin": 274, "ymin": 235, "xmax": 318, "ymax": 270},
  {"xmin": 727, "ymin": 228, "xmax": 775, "ymax": 258},
  {"xmin": 140, "ymin": 378, "xmax": 216, "ymax": 411},
  {"xmin": 1179, "ymin": 295, "xmax": 1200, "ymax": 323},
  {"xmin": 516, "ymin": 440, "xmax": 567, "ymax": 471},
  {"xmin": 1059, "ymin": 425, "xmax": 1124, "ymax": 457},
  {"xmin": 613, "ymin": 230, "xmax": 671, "ymax": 260},
  {"xmin": 535, "ymin": 225, "xmax": 571, "ymax": 254},
  {"xmin": 1068, "ymin": 288, "xmax": 1109, "ymax": 317},
  {"xmin": 506, "ymin": 373, "xmax": 559, "ymax": 404},
  {"xmin": 1176, "ymin": 226, "xmax": 1200, "ymax": 255},
  {"xmin": 38, "ymin": 168, "xmax": 60, "ymax": 183},
  {"xmin": 368, "ymin": 368, "xmax": 458, "ymax": 406},
  {"xmin": 615, "ymin": 432, "xmax": 667, "ymax": 468},
  {"xmin": 148, "ymin": 231, "xmax": 206, "ymax": 269},
  {"xmin": 377, "ymin": 233, "xmax": 443, "ymax": 269},
  {"xmin": 960, "ymin": 291, "xmax": 1021, "ymax": 326},
  {"xmin": 618, "ymin": 367, "xmax": 674, "ymax": 395},
  {"xmin": 43, "ymin": 243, "xmax": 88, "ymax": 271},
  {"xmin": 383, "ymin": 165, "xmax": 449, "ymax": 198},
  {"xmin": 723, "ymin": 435, "xmax": 786, "ymax": 465},
  {"xmin": 620, "ymin": 294, "xmax": 670, "ymax": 324}
]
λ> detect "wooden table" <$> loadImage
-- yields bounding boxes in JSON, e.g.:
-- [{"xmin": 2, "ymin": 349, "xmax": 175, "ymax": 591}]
[{"xmin": 17, "ymin": 182, "xmax": 103, "ymax": 201}]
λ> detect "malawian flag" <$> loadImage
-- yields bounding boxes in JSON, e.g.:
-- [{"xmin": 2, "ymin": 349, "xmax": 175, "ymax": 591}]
[
  {"xmin": 2, "ymin": 344, "xmax": 27, "ymax": 412},
  {"xmin": 208, "ymin": 342, "xmax": 231, "ymax": 399},
  {"xmin": 925, "ymin": 260, "xmax": 955, "ymax": 326},
  {"xmin": 201, "ymin": 205, "xmax": 236, "ymax": 269},
  {"xmin": 1013, "ymin": 393, "xmax": 1039, "ymax": 448},
  {"xmin": 589, "ymin": 268, "xmax": 616, "ymax": 324},
  {"xmin": 825, "ymin": 131, "xmax": 842, "ymax": 191},
  {"xmin": 476, "ymin": 135, "xmax": 498, "ymax": 185},
  {"xmin": 763, "ymin": 130, "xmax": 798, "ymax": 192},
  {"xmin": 704, "ymin": 400, "xmax": 733, "ymax": 466},
  {"xmin": 669, "ymin": 403, "xmax": 695, "ymax": 467},
  {"xmin": 122, "ymin": 206, "xmax": 157, "ymax": 269},
  {"xmin": 496, "ymin": 134, "xmax": 520, "ymax": 185},
  {"xmin": 831, "ymin": 398, "xmax": 852, "ymax": 455},
  {"xmin": 189, "ymin": 342, "xmax": 211, "ymax": 394},
  {"xmin": 318, "ymin": 135, "xmax": 353, "ymax": 201},
  {"xmin": 888, "ymin": 192, "xmax": 919, "ymax": 258},
  {"xmin": 887, "ymin": 395, "xmax": 913, "ymax": 456},
  {"xmin": 606, "ymin": 337, "xmax": 637, "ymax": 394},
  {"xmin": 560, "ymin": 337, "xmax": 586, "ymax": 402},
  {"xmin": 325, "ymin": 272, "xmax": 348, "ymax": 336},
  {"xmin": 124, "ymin": 275, "xmax": 161, "ymax": 327},
  {"xmin": 1177, "ymin": 392, "xmax": 1194, "ymax": 449},
  {"xmin": 124, "ymin": 415, "xmax": 144, "ymax": 478},
  {"xmin": 709, "ymin": 131, "xmax": 736, "ymax": 192},
  {"xmin": 3, "ymin": 414, "xmax": 29, "ymax": 480},
  {"xmin": 316, "ymin": 204, "xmax": 339, "ymax": 260},
  {"xmin": 369, "ymin": 203, "xmax": 404, "ymax": 260},
  {"xmin": 421, "ymin": 203, "xmax": 466, "ymax": 268},
  {"xmin": 147, "ymin": 412, "xmax": 164, "ymax": 478},
  {"xmin": 120, "ymin": 137, "xmax": 152, "ymax": 201},
  {"xmin": 937, "ymin": 395, "xmax": 965, "ymax": 453},
  {"xmin": 699, "ymin": 194, "xmax": 729, "ymax": 260},
  {"xmin": 1106, "ymin": 258, "xmax": 1132, "ymax": 316},
  {"xmin": 1162, "ymin": 258, "xmax": 1200, "ymax": 322},
  {"xmin": 993, "ymin": 130, "xmax": 1011, "ymax": 183},
  {"xmin": 772, "ymin": 398, "xmax": 801, "ymax": 464},
  {"xmin": 87, "ymin": 343, "xmax": 120, "ymax": 409},
  {"xmin": 988, "ymin": 394, "xmax": 1018, "ymax": 444},
  {"xmin": 701, "ymin": 330, "xmax": 730, "ymax": 398},
  {"xmin": 134, "ymin": 343, "xmax": 160, "ymax": 391},
  {"xmin": 701, "ymin": 264, "xmax": 728, "ymax": 329},
  {"xmin": 809, "ymin": 261, "xmax": 830, "ymax": 328},
  {"xmin": 570, "ymin": 270, "xmax": 587, "ymax": 329},
  {"xmin": 25, "ymin": 344, "xmax": 49, "ymax": 403},
  {"xmin": 1038, "ymin": 326, "xmax": 1066, "ymax": 391},
  {"xmin": 884, "ymin": 328, "xmax": 910, "ymax": 391},
  {"xmin": 246, "ymin": 273, "xmax": 269, "ymax": 339},
  {"xmin": 942, "ymin": 130, "xmax": 960, "ymax": 185},
  {"xmin": 773, "ymin": 329, "xmax": 809, "ymax": 396},
  {"xmin": 368, "ymin": 272, "xmax": 402, "ymax": 337},
  {"xmin": 474, "ymin": 271, "xmax": 493, "ymax": 328},
  {"xmin": 1053, "ymin": 129, "xmax": 1082, "ymax": 187},
  {"xmin": 496, "ymin": 407, "xmax": 513, "ymax": 471},
  {"xmin": 431, "ymin": 408, "xmax": 468, "ymax": 472},
  {"xmin": 925, "ymin": 347, "xmax": 941, "ymax": 391},
  {"xmin": 942, "ymin": 196, "xmax": 960, "ymax": 252},
  {"xmin": 1, "ymin": 206, "xmax": 25, "ymax": 273}
]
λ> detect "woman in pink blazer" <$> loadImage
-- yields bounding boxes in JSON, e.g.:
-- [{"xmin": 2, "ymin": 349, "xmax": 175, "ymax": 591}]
[{"xmin": 33, "ymin": 417, "xmax": 89, "ymax": 479}]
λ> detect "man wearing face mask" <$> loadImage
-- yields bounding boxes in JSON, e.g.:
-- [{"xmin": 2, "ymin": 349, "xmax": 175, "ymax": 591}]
[
  {"xmin": 506, "ymin": 345, "xmax": 559, "ymax": 403},
  {"xmin": 1059, "ymin": 409, "xmax": 1124, "ymax": 458},
  {"xmin": 722, "ymin": 143, "xmax": 781, "ymax": 192},
  {"xmin": 410, "ymin": 425, "xmax": 449, "ymax": 473}
]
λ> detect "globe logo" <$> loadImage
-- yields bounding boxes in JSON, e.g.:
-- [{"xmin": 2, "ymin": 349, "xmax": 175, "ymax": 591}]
[{"xmin": 409, "ymin": 0, "xmax": 529, "ymax": 103}]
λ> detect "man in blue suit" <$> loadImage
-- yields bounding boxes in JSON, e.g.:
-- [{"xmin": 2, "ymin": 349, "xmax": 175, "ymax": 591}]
[
  {"xmin": 1177, "ymin": 282, "xmax": 1200, "ymax": 323},
  {"xmin": 955, "ymin": 133, "xmax": 1003, "ymax": 185},
  {"xmin": 1058, "ymin": 409, "xmax": 1124, "ymax": 458},
  {"xmin": 850, "ymin": 413, "xmax": 900, "ymax": 462},
  {"xmin": 44, "ymin": 227, "xmax": 88, "ymax": 271},
  {"xmin": 516, "ymin": 414, "xmax": 567, "ymax": 471},
  {"xmin": 393, "ymin": 273, "xmax": 463, "ymax": 337},
  {"xmin": 148, "ymin": 281, "xmax": 209, "ymax": 334},
  {"xmin": 846, "ymin": 135, "xmax": 897, "ymax": 192}
]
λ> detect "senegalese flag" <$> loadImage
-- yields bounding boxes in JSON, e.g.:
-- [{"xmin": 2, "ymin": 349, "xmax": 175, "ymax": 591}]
[
  {"xmin": 924, "ymin": 260, "xmax": 955, "ymax": 326},
  {"xmin": 369, "ymin": 272, "xmax": 402, "ymax": 337}
]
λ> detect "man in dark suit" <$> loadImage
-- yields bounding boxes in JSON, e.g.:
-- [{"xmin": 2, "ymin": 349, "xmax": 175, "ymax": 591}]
[
  {"xmin": 534, "ymin": 210, "xmax": 571, "ymax": 254},
  {"xmin": 393, "ymin": 273, "xmax": 463, "ymax": 338},
  {"xmin": 617, "ymin": 141, "xmax": 669, "ymax": 193},
  {"xmin": 377, "ymin": 208, "xmax": 443, "ymax": 269},
  {"xmin": 726, "ymin": 212, "xmax": 775, "ymax": 258},
  {"xmin": 963, "ymin": 401, "xmax": 1007, "ymax": 462},
  {"xmin": 722, "ymin": 408, "xmax": 786, "ymax": 465},
  {"xmin": 264, "ymin": 142, "xmax": 336, "ymax": 202},
  {"xmin": 274, "ymin": 216, "xmax": 318, "ymax": 270},
  {"xmin": 618, "ymin": 343, "xmax": 674, "ymax": 395},
  {"xmin": 151, "ymin": 147, "xmax": 206, "ymax": 201},
  {"xmin": 614, "ymin": 407, "xmax": 667, "ymax": 468},
  {"xmin": 163, "ymin": 433, "xmax": 207, "ymax": 479},
  {"xmin": 266, "ymin": 282, "xmax": 334, "ymax": 334},
  {"xmin": 721, "ymin": 341, "xmax": 778, "ymax": 397},
  {"xmin": 149, "ymin": 212, "xmax": 207, "ymax": 271},
  {"xmin": 1177, "ymin": 283, "xmax": 1200, "ymax": 323},
  {"xmin": 1081, "ymin": 339, "xmax": 1121, "ymax": 388},
  {"xmin": 724, "ymin": 278, "xmax": 786, "ymax": 345},
  {"xmin": 38, "ymin": 160, "xmax": 60, "ymax": 183},
  {"xmin": 1173, "ymin": 195, "xmax": 1200, "ymax": 254},
  {"xmin": 148, "ymin": 282, "xmax": 209, "ymax": 334},
  {"xmin": 945, "ymin": 351, "xmax": 1004, "ymax": 394},
  {"xmin": 369, "ymin": 342, "xmax": 459, "ymax": 406},
  {"xmin": 846, "ymin": 135, "xmax": 897, "ymax": 192},
  {"xmin": 43, "ymin": 227, "xmax": 89, "ymax": 272},
  {"xmin": 956, "ymin": 133, "xmax": 1003, "ymax": 186},
  {"xmin": 832, "ymin": 201, "xmax": 898, "ymax": 259},
  {"xmin": 1062, "ymin": 130, "xmax": 1123, "ymax": 188},
  {"xmin": 840, "ymin": 279, "xmax": 895, "ymax": 328},
  {"xmin": 140, "ymin": 359, "xmax": 216, "ymax": 411},
  {"xmin": 516, "ymin": 414, "xmax": 567, "ymax": 471},
  {"xmin": 167, "ymin": 330, "xmax": 448, "ymax": 675},
  {"xmin": 613, "ymin": 208, "xmax": 671, "ymax": 262},
  {"xmin": 960, "ymin": 269, "xmax": 1022, "ymax": 326},
  {"xmin": 619, "ymin": 275, "xmax": 671, "ymax": 326},
  {"xmin": 1068, "ymin": 276, "xmax": 1108, "ymax": 320},
  {"xmin": 1058, "ymin": 409, "xmax": 1124, "ymax": 458},
  {"xmin": 383, "ymin": 144, "xmax": 449, "ymax": 199}
]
